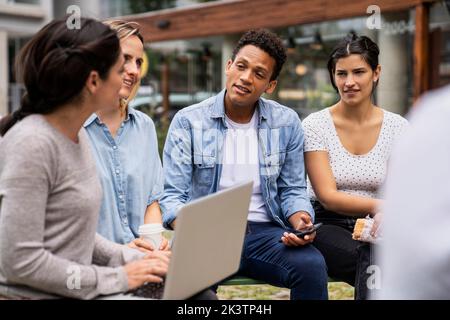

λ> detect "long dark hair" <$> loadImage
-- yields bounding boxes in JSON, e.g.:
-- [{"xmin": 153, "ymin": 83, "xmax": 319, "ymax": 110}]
[
  {"xmin": 327, "ymin": 32, "xmax": 380, "ymax": 93},
  {"xmin": 0, "ymin": 17, "xmax": 121, "ymax": 136}
]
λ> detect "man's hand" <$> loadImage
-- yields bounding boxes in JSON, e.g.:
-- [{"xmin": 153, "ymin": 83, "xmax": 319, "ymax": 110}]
[{"xmin": 282, "ymin": 211, "xmax": 315, "ymax": 246}]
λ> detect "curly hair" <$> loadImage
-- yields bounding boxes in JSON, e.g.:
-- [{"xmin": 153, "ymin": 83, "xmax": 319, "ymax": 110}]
[{"xmin": 232, "ymin": 29, "xmax": 287, "ymax": 81}]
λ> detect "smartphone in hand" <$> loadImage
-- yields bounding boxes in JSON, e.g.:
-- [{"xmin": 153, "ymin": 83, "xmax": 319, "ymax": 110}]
[
  {"xmin": 279, "ymin": 223, "xmax": 323, "ymax": 243},
  {"xmin": 292, "ymin": 223, "xmax": 323, "ymax": 238}
]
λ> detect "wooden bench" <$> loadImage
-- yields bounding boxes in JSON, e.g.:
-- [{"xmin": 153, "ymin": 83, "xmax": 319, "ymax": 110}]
[
  {"xmin": 221, "ymin": 276, "xmax": 339, "ymax": 286},
  {"xmin": 221, "ymin": 276, "xmax": 266, "ymax": 286}
]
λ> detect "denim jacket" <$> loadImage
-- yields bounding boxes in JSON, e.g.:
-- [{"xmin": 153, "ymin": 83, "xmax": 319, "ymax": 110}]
[{"xmin": 160, "ymin": 89, "xmax": 314, "ymax": 230}]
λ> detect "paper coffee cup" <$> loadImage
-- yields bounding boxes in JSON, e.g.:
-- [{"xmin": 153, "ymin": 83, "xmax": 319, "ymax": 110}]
[{"xmin": 138, "ymin": 223, "xmax": 165, "ymax": 250}]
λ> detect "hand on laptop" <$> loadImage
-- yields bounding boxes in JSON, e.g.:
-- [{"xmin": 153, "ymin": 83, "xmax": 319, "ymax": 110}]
[
  {"xmin": 281, "ymin": 212, "xmax": 315, "ymax": 246},
  {"xmin": 124, "ymin": 251, "xmax": 171, "ymax": 290},
  {"xmin": 144, "ymin": 250, "xmax": 171, "ymax": 264}
]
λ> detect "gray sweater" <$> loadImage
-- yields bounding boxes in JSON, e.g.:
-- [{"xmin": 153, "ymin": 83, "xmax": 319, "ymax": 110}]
[{"xmin": 0, "ymin": 115, "xmax": 143, "ymax": 299}]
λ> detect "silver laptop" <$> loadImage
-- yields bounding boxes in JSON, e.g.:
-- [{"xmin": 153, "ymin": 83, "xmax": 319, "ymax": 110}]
[{"xmin": 102, "ymin": 180, "xmax": 253, "ymax": 300}]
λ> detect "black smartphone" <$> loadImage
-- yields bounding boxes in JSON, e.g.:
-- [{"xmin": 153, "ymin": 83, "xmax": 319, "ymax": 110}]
[{"xmin": 293, "ymin": 223, "xmax": 323, "ymax": 238}]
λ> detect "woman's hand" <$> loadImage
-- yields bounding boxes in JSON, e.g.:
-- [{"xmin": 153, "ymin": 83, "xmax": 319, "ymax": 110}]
[
  {"xmin": 370, "ymin": 212, "xmax": 383, "ymax": 237},
  {"xmin": 159, "ymin": 237, "xmax": 170, "ymax": 251},
  {"xmin": 124, "ymin": 251, "xmax": 171, "ymax": 290},
  {"xmin": 127, "ymin": 238, "xmax": 153, "ymax": 253},
  {"xmin": 127, "ymin": 236, "xmax": 171, "ymax": 253}
]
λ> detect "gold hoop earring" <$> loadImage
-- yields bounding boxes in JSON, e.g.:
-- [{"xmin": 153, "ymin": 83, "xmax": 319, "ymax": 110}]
[{"xmin": 119, "ymin": 98, "xmax": 127, "ymax": 118}]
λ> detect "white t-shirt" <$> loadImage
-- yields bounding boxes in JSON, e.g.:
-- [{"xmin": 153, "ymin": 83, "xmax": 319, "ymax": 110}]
[
  {"xmin": 219, "ymin": 111, "xmax": 270, "ymax": 222},
  {"xmin": 302, "ymin": 107, "xmax": 408, "ymax": 200}
]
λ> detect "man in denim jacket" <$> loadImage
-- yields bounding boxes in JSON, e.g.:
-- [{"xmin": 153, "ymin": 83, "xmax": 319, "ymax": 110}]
[{"xmin": 160, "ymin": 29, "xmax": 328, "ymax": 300}]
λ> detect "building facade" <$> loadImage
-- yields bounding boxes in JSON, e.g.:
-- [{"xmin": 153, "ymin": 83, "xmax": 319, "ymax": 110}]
[
  {"xmin": 0, "ymin": 0, "xmax": 53, "ymax": 116},
  {"xmin": 2, "ymin": 0, "xmax": 449, "ymax": 119},
  {"xmin": 123, "ymin": 0, "xmax": 450, "ymax": 118},
  {"xmin": 1, "ymin": 0, "xmax": 212, "ymax": 116}
]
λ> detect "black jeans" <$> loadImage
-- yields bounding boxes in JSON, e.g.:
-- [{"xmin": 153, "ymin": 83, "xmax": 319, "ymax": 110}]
[{"xmin": 312, "ymin": 201, "xmax": 373, "ymax": 300}]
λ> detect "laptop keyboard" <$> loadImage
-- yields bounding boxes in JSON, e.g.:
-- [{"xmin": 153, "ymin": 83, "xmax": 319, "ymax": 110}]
[{"xmin": 129, "ymin": 281, "xmax": 165, "ymax": 299}]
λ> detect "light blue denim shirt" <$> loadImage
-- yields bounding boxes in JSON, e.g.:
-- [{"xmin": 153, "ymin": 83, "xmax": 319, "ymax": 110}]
[
  {"xmin": 84, "ymin": 107, "xmax": 164, "ymax": 244},
  {"xmin": 160, "ymin": 89, "xmax": 314, "ymax": 230}
]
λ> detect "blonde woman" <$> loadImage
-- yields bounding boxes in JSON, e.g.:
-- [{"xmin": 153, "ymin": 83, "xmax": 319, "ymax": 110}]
[{"xmin": 84, "ymin": 21, "xmax": 169, "ymax": 251}]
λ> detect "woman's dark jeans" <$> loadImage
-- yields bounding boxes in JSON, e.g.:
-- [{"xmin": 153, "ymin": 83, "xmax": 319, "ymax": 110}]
[{"xmin": 312, "ymin": 201, "xmax": 373, "ymax": 300}]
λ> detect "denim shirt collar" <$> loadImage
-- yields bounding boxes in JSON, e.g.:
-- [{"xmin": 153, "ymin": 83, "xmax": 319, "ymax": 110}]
[
  {"xmin": 211, "ymin": 89, "xmax": 269, "ymax": 126},
  {"xmin": 83, "ymin": 106, "xmax": 137, "ymax": 128}
]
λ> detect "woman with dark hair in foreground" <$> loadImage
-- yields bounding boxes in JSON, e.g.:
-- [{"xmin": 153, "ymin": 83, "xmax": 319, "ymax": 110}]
[{"xmin": 0, "ymin": 17, "xmax": 169, "ymax": 299}]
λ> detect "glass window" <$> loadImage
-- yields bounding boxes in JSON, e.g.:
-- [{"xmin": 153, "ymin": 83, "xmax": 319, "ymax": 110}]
[
  {"xmin": 137, "ymin": 36, "xmax": 222, "ymax": 117},
  {"xmin": 430, "ymin": 1, "xmax": 450, "ymax": 89},
  {"xmin": 8, "ymin": 37, "xmax": 29, "ymax": 113},
  {"xmin": 7, "ymin": 0, "xmax": 41, "ymax": 4},
  {"xmin": 266, "ymin": 10, "xmax": 415, "ymax": 119}
]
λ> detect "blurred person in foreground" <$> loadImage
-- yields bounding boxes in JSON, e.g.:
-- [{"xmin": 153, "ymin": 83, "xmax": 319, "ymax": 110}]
[{"xmin": 376, "ymin": 85, "xmax": 450, "ymax": 299}]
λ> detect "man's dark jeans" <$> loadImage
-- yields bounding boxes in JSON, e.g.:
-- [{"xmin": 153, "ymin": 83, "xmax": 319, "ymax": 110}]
[{"xmin": 237, "ymin": 221, "xmax": 328, "ymax": 300}]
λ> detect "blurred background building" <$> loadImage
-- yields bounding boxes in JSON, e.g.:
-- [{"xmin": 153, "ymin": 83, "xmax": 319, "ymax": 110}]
[
  {"xmin": 0, "ymin": 0, "xmax": 53, "ymax": 117},
  {"xmin": 1, "ymin": 0, "xmax": 450, "ymax": 122}
]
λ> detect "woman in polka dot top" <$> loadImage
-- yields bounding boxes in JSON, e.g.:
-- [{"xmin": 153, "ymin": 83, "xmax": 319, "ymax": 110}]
[{"xmin": 302, "ymin": 33, "xmax": 408, "ymax": 300}]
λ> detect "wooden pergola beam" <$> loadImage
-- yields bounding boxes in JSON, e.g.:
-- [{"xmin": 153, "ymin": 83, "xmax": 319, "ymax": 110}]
[
  {"xmin": 121, "ymin": 0, "xmax": 435, "ymax": 43},
  {"xmin": 414, "ymin": 2, "xmax": 430, "ymax": 100}
]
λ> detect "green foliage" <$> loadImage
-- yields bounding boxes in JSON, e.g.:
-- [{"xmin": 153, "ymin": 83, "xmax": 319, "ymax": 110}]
[
  {"xmin": 217, "ymin": 282, "xmax": 354, "ymax": 300},
  {"xmin": 155, "ymin": 121, "xmax": 169, "ymax": 159},
  {"xmin": 305, "ymin": 83, "xmax": 339, "ymax": 111}
]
